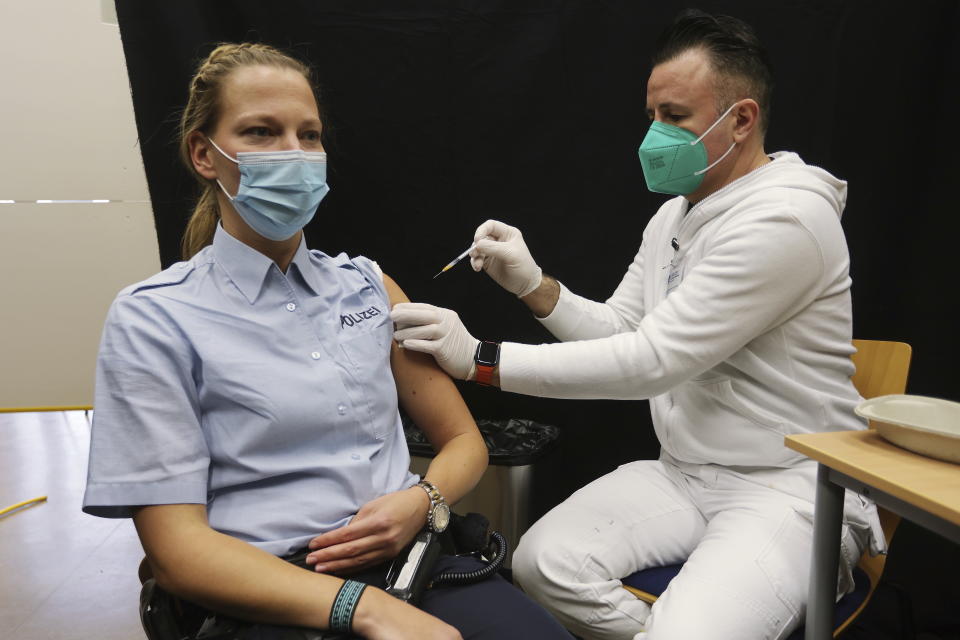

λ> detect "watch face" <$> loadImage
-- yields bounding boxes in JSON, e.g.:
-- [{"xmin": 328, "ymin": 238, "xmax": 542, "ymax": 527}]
[
  {"xmin": 432, "ymin": 503, "xmax": 451, "ymax": 532},
  {"xmin": 475, "ymin": 341, "xmax": 500, "ymax": 367}
]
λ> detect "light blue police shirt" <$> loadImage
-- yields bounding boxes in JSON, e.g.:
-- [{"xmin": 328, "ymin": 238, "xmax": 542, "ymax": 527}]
[{"xmin": 83, "ymin": 224, "xmax": 418, "ymax": 556}]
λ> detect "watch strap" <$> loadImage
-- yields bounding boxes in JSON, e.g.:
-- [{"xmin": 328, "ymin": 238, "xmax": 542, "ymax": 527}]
[
  {"xmin": 474, "ymin": 341, "xmax": 500, "ymax": 386},
  {"xmin": 475, "ymin": 363, "xmax": 495, "ymax": 386},
  {"xmin": 417, "ymin": 479, "xmax": 447, "ymax": 532}
]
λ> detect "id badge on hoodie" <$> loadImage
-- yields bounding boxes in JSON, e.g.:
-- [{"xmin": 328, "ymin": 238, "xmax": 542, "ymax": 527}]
[{"xmin": 666, "ymin": 257, "xmax": 685, "ymax": 296}]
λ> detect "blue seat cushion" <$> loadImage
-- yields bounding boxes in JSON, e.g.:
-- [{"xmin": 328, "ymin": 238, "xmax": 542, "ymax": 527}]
[
  {"xmin": 621, "ymin": 563, "xmax": 685, "ymax": 599},
  {"xmin": 622, "ymin": 564, "xmax": 871, "ymax": 638}
]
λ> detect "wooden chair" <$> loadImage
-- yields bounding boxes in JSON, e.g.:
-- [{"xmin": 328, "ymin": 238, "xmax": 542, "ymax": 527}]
[{"xmin": 621, "ymin": 339, "xmax": 913, "ymax": 638}]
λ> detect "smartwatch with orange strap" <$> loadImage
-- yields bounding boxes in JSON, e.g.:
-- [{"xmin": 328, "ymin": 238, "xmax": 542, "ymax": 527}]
[{"xmin": 474, "ymin": 341, "xmax": 501, "ymax": 386}]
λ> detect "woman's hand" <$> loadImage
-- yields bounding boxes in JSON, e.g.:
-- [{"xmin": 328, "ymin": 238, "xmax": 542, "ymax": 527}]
[
  {"xmin": 354, "ymin": 587, "xmax": 462, "ymax": 640},
  {"xmin": 306, "ymin": 487, "xmax": 429, "ymax": 574}
]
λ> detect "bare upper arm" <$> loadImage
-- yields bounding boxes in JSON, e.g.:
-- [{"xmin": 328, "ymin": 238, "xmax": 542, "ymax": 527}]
[
  {"xmin": 133, "ymin": 504, "xmax": 210, "ymax": 582},
  {"xmin": 134, "ymin": 502, "xmax": 208, "ymax": 539},
  {"xmin": 382, "ymin": 274, "xmax": 477, "ymax": 451}
]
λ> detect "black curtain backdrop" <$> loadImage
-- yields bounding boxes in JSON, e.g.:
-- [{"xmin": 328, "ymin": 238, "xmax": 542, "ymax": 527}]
[{"xmin": 114, "ymin": 1, "xmax": 959, "ymax": 636}]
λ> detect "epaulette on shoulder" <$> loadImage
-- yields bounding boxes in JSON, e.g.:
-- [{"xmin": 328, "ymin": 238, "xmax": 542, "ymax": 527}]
[
  {"xmin": 331, "ymin": 253, "xmax": 382, "ymax": 293},
  {"xmin": 306, "ymin": 249, "xmax": 364, "ymax": 274},
  {"xmin": 328, "ymin": 251, "xmax": 360, "ymax": 272},
  {"xmin": 126, "ymin": 262, "xmax": 193, "ymax": 296}
]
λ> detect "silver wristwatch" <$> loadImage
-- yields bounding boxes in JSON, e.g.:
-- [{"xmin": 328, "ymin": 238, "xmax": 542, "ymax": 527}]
[{"xmin": 416, "ymin": 479, "xmax": 450, "ymax": 533}]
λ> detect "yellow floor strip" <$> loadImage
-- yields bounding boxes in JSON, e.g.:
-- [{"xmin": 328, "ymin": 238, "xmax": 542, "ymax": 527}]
[
  {"xmin": 0, "ymin": 406, "xmax": 92, "ymax": 413},
  {"xmin": 0, "ymin": 496, "xmax": 48, "ymax": 517}
]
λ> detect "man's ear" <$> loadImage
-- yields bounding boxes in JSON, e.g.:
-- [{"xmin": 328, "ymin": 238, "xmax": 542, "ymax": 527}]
[
  {"xmin": 732, "ymin": 99, "xmax": 761, "ymax": 142},
  {"xmin": 188, "ymin": 131, "xmax": 218, "ymax": 180}
]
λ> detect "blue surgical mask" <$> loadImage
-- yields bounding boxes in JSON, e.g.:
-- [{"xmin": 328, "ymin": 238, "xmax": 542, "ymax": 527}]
[
  {"xmin": 208, "ymin": 138, "xmax": 330, "ymax": 241},
  {"xmin": 637, "ymin": 102, "xmax": 739, "ymax": 196}
]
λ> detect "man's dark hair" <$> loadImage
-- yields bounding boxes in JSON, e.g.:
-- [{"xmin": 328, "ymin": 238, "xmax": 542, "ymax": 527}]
[{"xmin": 652, "ymin": 9, "xmax": 774, "ymax": 135}]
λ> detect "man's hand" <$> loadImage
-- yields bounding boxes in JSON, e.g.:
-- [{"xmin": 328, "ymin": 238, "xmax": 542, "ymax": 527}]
[
  {"xmin": 306, "ymin": 487, "xmax": 429, "ymax": 574},
  {"xmin": 390, "ymin": 303, "xmax": 478, "ymax": 381},
  {"xmin": 470, "ymin": 219, "xmax": 543, "ymax": 297}
]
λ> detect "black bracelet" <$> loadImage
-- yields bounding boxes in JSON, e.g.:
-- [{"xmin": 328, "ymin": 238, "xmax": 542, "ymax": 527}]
[{"xmin": 329, "ymin": 579, "xmax": 367, "ymax": 633}]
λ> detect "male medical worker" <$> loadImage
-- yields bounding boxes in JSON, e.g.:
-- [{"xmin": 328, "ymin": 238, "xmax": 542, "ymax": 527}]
[{"xmin": 391, "ymin": 9, "xmax": 884, "ymax": 640}]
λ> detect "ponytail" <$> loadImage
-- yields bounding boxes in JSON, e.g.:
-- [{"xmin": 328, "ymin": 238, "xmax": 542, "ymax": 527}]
[{"xmin": 181, "ymin": 189, "xmax": 221, "ymax": 260}]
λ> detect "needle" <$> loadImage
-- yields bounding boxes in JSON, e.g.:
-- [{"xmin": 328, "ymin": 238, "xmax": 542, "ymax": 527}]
[{"xmin": 432, "ymin": 243, "xmax": 477, "ymax": 279}]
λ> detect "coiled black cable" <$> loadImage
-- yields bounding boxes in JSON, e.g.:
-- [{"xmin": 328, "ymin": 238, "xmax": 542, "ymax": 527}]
[{"xmin": 431, "ymin": 531, "xmax": 509, "ymax": 586}]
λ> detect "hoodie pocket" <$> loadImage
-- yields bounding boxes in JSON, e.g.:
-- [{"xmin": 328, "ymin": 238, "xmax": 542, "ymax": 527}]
[
  {"xmin": 668, "ymin": 378, "xmax": 789, "ymax": 465},
  {"xmin": 714, "ymin": 379, "xmax": 786, "ymax": 435}
]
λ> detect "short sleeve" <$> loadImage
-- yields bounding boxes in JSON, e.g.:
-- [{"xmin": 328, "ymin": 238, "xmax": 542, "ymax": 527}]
[{"xmin": 83, "ymin": 292, "xmax": 210, "ymax": 518}]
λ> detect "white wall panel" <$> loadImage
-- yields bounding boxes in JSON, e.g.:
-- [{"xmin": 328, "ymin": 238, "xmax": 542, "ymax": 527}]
[
  {"xmin": 0, "ymin": 202, "xmax": 160, "ymax": 408},
  {"xmin": 0, "ymin": 2, "xmax": 160, "ymax": 408},
  {"xmin": 0, "ymin": 1, "xmax": 150, "ymax": 202}
]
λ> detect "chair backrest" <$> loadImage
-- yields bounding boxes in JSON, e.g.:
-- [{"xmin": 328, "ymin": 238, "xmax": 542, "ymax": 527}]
[
  {"xmin": 849, "ymin": 340, "xmax": 912, "ymax": 531},
  {"xmin": 837, "ymin": 339, "xmax": 913, "ymax": 637},
  {"xmin": 850, "ymin": 339, "xmax": 912, "ymax": 400}
]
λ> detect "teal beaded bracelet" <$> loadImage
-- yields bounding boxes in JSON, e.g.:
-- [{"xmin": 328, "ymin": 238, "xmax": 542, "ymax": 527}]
[{"xmin": 330, "ymin": 579, "xmax": 367, "ymax": 633}]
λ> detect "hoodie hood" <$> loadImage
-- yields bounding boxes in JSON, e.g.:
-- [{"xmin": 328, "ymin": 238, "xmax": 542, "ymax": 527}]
[
  {"xmin": 665, "ymin": 151, "xmax": 848, "ymax": 249},
  {"xmin": 695, "ymin": 151, "xmax": 848, "ymax": 220}
]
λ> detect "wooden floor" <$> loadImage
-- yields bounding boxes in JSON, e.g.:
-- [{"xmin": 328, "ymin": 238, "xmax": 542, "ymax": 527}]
[{"xmin": 0, "ymin": 411, "xmax": 143, "ymax": 640}]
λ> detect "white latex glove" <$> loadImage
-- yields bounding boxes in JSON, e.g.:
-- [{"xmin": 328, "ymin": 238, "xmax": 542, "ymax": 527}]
[
  {"xmin": 469, "ymin": 219, "xmax": 543, "ymax": 297},
  {"xmin": 390, "ymin": 303, "xmax": 479, "ymax": 381}
]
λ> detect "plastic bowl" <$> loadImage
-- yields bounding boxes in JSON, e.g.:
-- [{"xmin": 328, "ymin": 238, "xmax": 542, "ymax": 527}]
[{"xmin": 855, "ymin": 394, "xmax": 960, "ymax": 464}]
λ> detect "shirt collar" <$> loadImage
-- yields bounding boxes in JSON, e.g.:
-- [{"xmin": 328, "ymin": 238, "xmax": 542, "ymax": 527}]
[
  {"xmin": 288, "ymin": 237, "xmax": 323, "ymax": 296},
  {"xmin": 213, "ymin": 225, "xmax": 321, "ymax": 303},
  {"xmin": 212, "ymin": 225, "xmax": 273, "ymax": 304}
]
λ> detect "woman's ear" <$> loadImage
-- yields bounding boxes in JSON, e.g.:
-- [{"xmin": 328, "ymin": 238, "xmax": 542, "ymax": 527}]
[
  {"xmin": 732, "ymin": 99, "xmax": 761, "ymax": 143},
  {"xmin": 189, "ymin": 131, "xmax": 218, "ymax": 180}
]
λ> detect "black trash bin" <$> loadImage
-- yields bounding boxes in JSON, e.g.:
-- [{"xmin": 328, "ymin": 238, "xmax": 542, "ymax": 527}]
[{"xmin": 405, "ymin": 418, "xmax": 559, "ymax": 567}]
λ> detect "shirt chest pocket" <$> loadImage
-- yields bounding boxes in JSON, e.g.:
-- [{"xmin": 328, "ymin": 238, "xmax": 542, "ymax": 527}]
[{"xmin": 338, "ymin": 317, "xmax": 396, "ymax": 441}]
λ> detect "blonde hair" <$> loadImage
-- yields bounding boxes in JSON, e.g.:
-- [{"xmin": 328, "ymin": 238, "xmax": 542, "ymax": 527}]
[{"xmin": 178, "ymin": 43, "xmax": 319, "ymax": 259}]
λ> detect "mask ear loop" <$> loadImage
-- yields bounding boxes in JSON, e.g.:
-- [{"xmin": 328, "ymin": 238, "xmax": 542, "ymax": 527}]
[
  {"xmin": 206, "ymin": 137, "xmax": 239, "ymax": 164},
  {"xmin": 691, "ymin": 102, "xmax": 740, "ymax": 176},
  {"xmin": 694, "ymin": 142, "xmax": 737, "ymax": 176},
  {"xmin": 205, "ymin": 137, "xmax": 240, "ymax": 200}
]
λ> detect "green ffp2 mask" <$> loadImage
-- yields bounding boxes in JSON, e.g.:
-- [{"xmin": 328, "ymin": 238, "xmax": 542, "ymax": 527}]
[{"xmin": 638, "ymin": 102, "xmax": 738, "ymax": 196}]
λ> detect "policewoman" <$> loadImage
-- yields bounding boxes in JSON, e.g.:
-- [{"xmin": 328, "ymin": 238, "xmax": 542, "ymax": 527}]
[{"xmin": 82, "ymin": 43, "xmax": 570, "ymax": 640}]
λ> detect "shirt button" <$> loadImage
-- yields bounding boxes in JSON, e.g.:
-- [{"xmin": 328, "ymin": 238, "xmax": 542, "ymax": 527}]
[
  {"xmin": 286, "ymin": 302, "xmax": 297, "ymax": 312},
  {"xmin": 337, "ymin": 403, "xmax": 347, "ymax": 415},
  {"xmin": 311, "ymin": 351, "xmax": 321, "ymax": 360}
]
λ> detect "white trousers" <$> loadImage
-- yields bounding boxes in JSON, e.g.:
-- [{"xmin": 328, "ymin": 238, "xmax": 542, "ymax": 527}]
[{"xmin": 513, "ymin": 457, "xmax": 876, "ymax": 640}]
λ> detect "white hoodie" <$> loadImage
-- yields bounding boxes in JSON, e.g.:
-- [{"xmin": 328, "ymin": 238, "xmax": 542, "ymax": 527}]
[{"xmin": 500, "ymin": 152, "xmax": 865, "ymax": 468}]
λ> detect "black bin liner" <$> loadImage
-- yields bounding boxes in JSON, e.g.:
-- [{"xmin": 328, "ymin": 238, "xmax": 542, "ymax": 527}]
[{"xmin": 405, "ymin": 417, "xmax": 558, "ymax": 466}]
